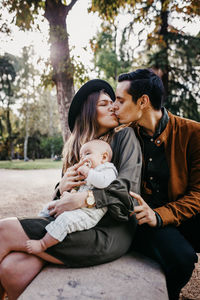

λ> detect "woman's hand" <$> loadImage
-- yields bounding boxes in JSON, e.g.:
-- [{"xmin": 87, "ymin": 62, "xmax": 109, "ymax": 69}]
[
  {"xmin": 59, "ymin": 161, "xmax": 87, "ymax": 194},
  {"xmin": 48, "ymin": 191, "xmax": 88, "ymax": 217}
]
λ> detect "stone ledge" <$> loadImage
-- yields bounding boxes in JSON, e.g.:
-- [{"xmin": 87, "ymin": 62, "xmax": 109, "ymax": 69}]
[{"xmin": 19, "ymin": 251, "xmax": 168, "ymax": 300}]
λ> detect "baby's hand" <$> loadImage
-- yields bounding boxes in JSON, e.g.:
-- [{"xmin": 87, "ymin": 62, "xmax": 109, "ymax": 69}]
[{"xmin": 77, "ymin": 164, "xmax": 90, "ymax": 178}]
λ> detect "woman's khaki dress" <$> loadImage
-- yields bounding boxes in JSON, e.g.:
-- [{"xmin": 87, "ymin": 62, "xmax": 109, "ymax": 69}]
[{"xmin": 20, "ymin": 127, "xmax": 142, "ymax": 267}]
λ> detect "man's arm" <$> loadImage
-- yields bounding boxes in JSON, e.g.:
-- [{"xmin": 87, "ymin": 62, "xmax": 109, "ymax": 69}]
[{"xmin": 154, "ymin": 124, "xmax": 200, "ymax": 226}]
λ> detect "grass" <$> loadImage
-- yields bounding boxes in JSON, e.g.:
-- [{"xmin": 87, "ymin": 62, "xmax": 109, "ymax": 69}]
[{"xmin": 0, "ymin": 159, "xmax": 63, "ymax": 170}]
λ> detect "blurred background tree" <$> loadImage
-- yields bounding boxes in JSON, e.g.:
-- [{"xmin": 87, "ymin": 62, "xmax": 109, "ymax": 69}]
[
  {"xmin": 90, "ymin": 0, "xmax": 200, "ymax": 120},
  {"xmin": 0, "ymin": 53, "xmax": 18, "ymax": 159},
  {"xmin": 1, "ymin": 0, "xmax": 79, "ymax": 141},
  {"xmin": 0, "ymin": 0, "xmax": 199, "ymax": 161},
  {"xmin": 90, "ymin": 21, "xmax": 134, "ymax": 87}
]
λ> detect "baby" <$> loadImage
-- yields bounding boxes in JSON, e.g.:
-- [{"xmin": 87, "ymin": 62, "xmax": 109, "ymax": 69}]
[{"xmin": 26, "ymin": 139, "xmax": 118, "ymax": 254}]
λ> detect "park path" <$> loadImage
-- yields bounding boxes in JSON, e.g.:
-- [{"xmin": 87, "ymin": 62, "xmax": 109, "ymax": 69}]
[
  {"xmin": 0, "ymin": 168, "xmax": 199, "ymax": 299},
  {"xmin": 0, "ymin": 169, "xmax": 61, "ymax": 218}
]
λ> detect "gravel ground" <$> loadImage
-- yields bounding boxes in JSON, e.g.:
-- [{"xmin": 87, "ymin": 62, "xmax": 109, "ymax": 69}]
[{"xmin": 0, "ymin": 169, "xmax": 199, "ymax": 299}]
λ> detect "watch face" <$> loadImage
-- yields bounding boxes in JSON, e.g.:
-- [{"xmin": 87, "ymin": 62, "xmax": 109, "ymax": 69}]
[{"xmin": 87, "ymin": 196, "xmax": 95, "ymax": 205}]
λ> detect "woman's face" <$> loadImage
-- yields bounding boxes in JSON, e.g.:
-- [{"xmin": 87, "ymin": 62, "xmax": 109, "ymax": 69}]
[{"xmin": 96, "ymin": 92, "xmax": 119, "ymax": 136}]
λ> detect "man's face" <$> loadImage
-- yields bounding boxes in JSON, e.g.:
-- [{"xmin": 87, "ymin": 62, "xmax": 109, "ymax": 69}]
[{"xmin": 114, "ymin": 81, "xmax": 142, "ymax": 124}]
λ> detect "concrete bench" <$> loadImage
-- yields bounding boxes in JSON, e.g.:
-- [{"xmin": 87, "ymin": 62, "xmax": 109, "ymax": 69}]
[{"xmin": 19, "ymin": 251, "xmax": 168, "ymax": 300}]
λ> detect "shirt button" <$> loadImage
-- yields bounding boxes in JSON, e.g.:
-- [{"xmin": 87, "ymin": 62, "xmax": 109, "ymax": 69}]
[
  {"xmin": 156, "ymin": 140, "xmax": 161, "ymax": 144},
  {"xmin": 149, "ymin": 158, "xmax": 152, "ymax": 162},
  {"xmin": 156, "ymin": 189, "xmax": 159, "ymax": 193},
  {"xmin": 150, "ymin": 176, "xmax": 153, "ymax": 180}
]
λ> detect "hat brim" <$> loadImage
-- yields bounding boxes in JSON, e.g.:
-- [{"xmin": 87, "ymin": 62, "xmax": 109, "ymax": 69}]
[{"xmin": 68, "ymin": 79, "xmax": 115, "ymax": 132}]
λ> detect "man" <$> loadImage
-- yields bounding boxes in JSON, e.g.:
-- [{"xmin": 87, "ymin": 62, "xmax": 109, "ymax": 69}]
[{"xmin": 114, "ymin": 68, "xmax": 200, "ymax": 300}]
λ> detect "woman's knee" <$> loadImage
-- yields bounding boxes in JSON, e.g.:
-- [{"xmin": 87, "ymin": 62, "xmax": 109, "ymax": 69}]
[
  {"xmin": 0, "ymin": 254, "xmax": 16, "ymax": 280},
  {"xmin": 0, "ymin": 218, "xmax": 18, "ymax": 238},
  {"xmin": 0, "ymin": 252, "xmax": 44, "ymax": 287}
]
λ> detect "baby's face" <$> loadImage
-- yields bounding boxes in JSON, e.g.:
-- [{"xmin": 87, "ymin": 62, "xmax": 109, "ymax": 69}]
[{"xmin": 79, "ymin": 142, "xmax": 105, "ymax": 168}]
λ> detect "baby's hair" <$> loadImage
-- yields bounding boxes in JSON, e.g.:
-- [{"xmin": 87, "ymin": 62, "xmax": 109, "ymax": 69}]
[{"xmin": 82, "ymin": 139, "xmax": 113, "ymax": 161}]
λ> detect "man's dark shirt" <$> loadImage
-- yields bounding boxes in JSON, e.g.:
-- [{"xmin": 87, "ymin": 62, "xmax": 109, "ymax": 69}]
[{"xmin": 140, "ymin": 107, "xmax": 169, "ymax": 212}]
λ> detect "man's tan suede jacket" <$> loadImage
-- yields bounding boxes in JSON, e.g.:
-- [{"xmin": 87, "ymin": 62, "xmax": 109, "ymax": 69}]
[{"xmin": 136, "ymin": 111, "xmax": 200, "ymax": 227}]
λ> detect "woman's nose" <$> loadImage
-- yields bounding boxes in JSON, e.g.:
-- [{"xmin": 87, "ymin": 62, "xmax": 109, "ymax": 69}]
[
  {"xmin": 113, "ymin": 102, "xmax": 119, "ymax": 111},
  {"xmin": 108, "ymin": 103, "xmax": 114, "ymax": 111}
]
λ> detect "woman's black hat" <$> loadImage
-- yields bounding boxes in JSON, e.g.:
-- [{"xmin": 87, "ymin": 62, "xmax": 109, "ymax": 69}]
[{"xmin": 68, "ymin": 79, "xmax": 115, "ymax": 132}]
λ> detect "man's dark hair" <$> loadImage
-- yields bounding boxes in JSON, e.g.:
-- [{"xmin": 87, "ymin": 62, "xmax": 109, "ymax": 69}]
[{"xmin": 118, "ymin": 69, "xmax": 165, "ymax": 110}]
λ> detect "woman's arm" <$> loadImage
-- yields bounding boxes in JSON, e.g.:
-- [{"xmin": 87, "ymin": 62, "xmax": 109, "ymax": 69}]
[
  {"xmin": 93, "ymin": 127, "xmax": 142, "ymax": 221},
  {"xmin": 53, "ymin": 160, "xmax": 87, "ymax": 200},
  {"xmin": 48, "ymin": 191, "xmax": 88, "ymax": 217},
  {"xmin": 50, "ymin": 127, "xmax": 142, "ymax": 221}
]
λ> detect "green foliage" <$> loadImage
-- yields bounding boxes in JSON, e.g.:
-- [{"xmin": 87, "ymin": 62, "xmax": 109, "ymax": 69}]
[
  {"xmin": 90, "ymin": 0, "xmax": 200, "ymax": 121},
  {"xmin": 8, "ymin": 132, "xmax": 63, "ymax": 161},
  {"xmin": 0, "ymin": 47, "xmax": 63, "ymax": 160},
  {"xmin": 2, "ymin": 0, "xmax": 44, "ymax": 30},
  {"xmin": 90, "ymin": 22, "xmax": 133, "ymax": 85},
  {"xmin": 0, "ymin": 54, "xmax": 16, "ymax": 102},
  {"xmin": 89, "ymin": 0, "xmax": 128, "ymax": 20},
  {"xmin": 40, "ymin": 135, "xmax": 63, "ymax": 158},
  {"xmin": 71, "ymin": 53, "xmax": 90, "ymax": 89}
]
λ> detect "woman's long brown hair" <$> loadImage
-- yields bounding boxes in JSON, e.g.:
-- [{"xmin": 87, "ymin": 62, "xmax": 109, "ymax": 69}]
[{"xmin": 62, "ymin": 90, "xmax": 115, "ymax": 173}]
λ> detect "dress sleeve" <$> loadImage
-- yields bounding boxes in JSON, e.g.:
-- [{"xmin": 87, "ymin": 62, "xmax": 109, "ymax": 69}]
[{"xmin": 93, "ymin": 127, "xmax": 142, "ymax": 221}]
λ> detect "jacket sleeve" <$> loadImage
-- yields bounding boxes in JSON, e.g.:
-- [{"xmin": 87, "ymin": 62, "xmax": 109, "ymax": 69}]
[
  {"xmin": 154, "ymin": 122, "xmax": 200, "ymax": 226},
  {"xmin": 93, "ymin": 127, "xmax": 142, "ymax": 222}
]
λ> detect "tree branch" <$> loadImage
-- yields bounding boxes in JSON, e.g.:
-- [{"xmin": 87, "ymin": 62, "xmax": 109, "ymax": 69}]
[{"xmin": 66, "ymin": 0, "xmax": 79, "ymax": 14}]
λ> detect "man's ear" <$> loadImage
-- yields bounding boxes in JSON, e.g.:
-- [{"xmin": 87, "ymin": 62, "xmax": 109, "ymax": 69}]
[
  {"xmin": 101, "ymin": 152, "xmax": 109, "ymax": 163},
  {"xmin": 138, "ymin": 94, "xmax": 149, "ymax": 108}
]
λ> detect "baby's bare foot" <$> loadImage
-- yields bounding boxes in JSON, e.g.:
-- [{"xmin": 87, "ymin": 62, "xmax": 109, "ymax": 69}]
[{"xmin": 26, "ymin": 240, "xmax": 44, "ymax": 254}]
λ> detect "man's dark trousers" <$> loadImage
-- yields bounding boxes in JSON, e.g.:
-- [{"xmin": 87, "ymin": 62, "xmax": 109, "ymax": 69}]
[{"xmin": 131, "ymin": 214, "xmax": 200, "ymax": 300}]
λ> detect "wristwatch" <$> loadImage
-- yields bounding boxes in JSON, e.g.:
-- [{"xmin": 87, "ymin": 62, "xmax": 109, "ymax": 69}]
[{"xmin": 85, "ymin": 190, "xmax": 95, "ymax": 208}]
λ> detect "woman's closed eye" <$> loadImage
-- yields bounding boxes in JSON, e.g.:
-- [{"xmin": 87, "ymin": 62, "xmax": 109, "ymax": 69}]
[
  {"xmin": 98, "ymin": 100, "xmax": 107, "ymax": 106},
  {"xmin": 98, "ymin": 100, "xmax": 113, "ymax": 106}
]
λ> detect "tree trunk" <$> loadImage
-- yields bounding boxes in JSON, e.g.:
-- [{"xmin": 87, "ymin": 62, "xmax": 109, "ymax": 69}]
[
  {"xmin": 44, "ymin": 0, "xmax": 78, "ymax": 142},
  {"xmin": 24, "ymin": 133, "xmax": 29, "ymax": 161},
  {"xmin": 160, "ymin": 0, "xmax": 169, "ymax": 102},
  {"xmin": 48, "ymin": 91, "xmax": 55, "ymax": 159},
  {"xmin": 6, "ymin": 105, "xmax": 12, "ymax": 160},
  {"xmin": 24, "ymin": 105, "xmax": 29, "ymax": 161}
]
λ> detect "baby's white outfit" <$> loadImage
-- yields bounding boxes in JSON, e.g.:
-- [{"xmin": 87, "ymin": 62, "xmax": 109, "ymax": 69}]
[{"xmin": 39, "ymin": 162, "xmax": 118, "ymax": 241}]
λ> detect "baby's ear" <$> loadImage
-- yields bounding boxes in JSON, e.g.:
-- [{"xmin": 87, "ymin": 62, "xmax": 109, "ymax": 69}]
[{"xmin": 102, "ymin": 152, "xmax": 109, "ymax": 163}]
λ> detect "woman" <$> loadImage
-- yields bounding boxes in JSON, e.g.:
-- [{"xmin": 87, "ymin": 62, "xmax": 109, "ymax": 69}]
[{"xmin": 0, "ymin": 79, "xmax": 142, "ymax": 299}]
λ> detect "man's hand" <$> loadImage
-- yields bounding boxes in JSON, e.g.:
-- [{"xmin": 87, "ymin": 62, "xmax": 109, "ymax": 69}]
[
  {"xmin": 48, "ymin": 191, "xmax": 87, "ymax": 218},
  {"xmin": 130, "ymin": 191, "xmax": 157, "ymax": 227}
]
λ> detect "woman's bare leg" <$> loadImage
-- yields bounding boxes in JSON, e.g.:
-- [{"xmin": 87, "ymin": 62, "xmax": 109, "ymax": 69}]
[
  {"xmin": 0, "ymin": 217, "xmax": 30, "ymax": 262},
  {"xmin": 0, "ymin": 251, "xmax": 63, "ymax": 300},
  {"xmin": 0, "ymin": 216, "xmax": 64, "ymax": 299},
  {"xmin": 0, "ymin": 217, "xmax": 64, "ymax": 265},
  {"xmin": 0, "ymin": 252, "xmax": 44, "ymax": 300}
]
